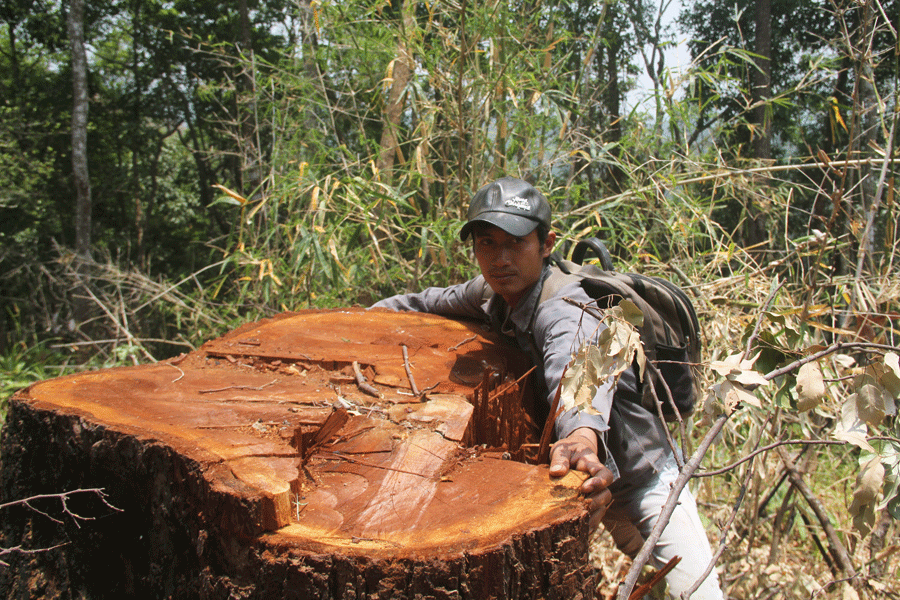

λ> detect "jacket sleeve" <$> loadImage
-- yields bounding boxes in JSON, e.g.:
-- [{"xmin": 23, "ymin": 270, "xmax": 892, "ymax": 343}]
[
  {"xmin": 370, "ymin": 276, "xmax": 491, "ymax": 319},
  {"xmin": 531, "ymin": 282, "xmax": 615, "ymax": 441}
]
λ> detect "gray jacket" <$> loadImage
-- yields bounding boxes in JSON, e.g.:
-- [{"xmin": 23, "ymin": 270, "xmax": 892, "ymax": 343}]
[{"xmin": 372, "ymin": 265, "xmax": 672, "ymax": 492}]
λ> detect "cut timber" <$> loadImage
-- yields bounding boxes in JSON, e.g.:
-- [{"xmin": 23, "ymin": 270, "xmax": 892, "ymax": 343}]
[{"xmin": 0, "ymin": 309, "xmax": 596, "ymax": 600}]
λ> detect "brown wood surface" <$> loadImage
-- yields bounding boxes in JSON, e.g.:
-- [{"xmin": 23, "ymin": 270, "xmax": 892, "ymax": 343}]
[{"xmin": 1, "ymin": 309, "xmax": 596, "ymax": 599}]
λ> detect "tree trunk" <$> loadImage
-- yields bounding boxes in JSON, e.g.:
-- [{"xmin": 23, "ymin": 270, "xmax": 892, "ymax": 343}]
[
  {"xmin": 67, "ymin": 0, "xmax": 94, "ymax": 341},
  {"xmin": 1, "ymin": 309, "xmax": 596, "ymax": 600},
  {"xmin": 376, "ymin": 0, "xmax": 416, "ymax": 179},
  {"xmin": 68, "ymin": 0, "xmax": 91, "ymax": 261},
  {"xmin": 751, "ymin": 0, "xmax": 772, "ymax": 162},
  {"xmin": 744, "ymin": 0, "xmax": 772, "ymax": 260}
]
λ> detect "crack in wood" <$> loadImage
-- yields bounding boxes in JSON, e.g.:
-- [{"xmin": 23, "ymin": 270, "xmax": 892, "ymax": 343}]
[{"xmin": 318, "ymin": 452, "xmax": 433, "ymax": 479}]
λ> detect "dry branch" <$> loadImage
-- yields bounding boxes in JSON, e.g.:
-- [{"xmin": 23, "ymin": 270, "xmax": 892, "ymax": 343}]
[
  {"xmin": 0, "ymin": 488, "xmax": 122, "ymax": 566},
  {"xmin": 775, "ymin": 446, "xmax": 859, "ymax": 585}
]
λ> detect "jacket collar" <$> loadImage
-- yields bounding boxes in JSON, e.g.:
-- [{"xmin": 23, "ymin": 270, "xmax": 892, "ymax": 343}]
[{"xmin": 487, "ymin": 265, "xmax": 551, "ymax": 338}]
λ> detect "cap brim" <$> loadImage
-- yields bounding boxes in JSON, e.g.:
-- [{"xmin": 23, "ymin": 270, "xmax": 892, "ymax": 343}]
[{"xmin": 459, "ymin": 213, "xmax": 539, "ymax": 241}]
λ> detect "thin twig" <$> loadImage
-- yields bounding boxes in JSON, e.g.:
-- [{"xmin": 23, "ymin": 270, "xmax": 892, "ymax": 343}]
[
  {"xmin": 164, "ymin": 362, "xmax": 185, "ymax": 383},
  {"xmin": 80, "ymin": 285, "xmax": 155, "ymax": 363},
  {"xmin": 682, "ymin": 423, "xmax": 765, "ymax": 599},
  {"xmin": 352, "ymin": 361, "xmax": 381, "ymax": 398},
  {"xmin": 628, "ymin": 556, "xmax": 681, "ymax": 600},
  {"xmin": 537, "ymin": 366, "xmax": 567, "ymax": 465},
  {"xmin": 845, "ymin": 104, "xmax": 897, "ymax": 328},
  {"xmin": 776, "ymin": 446, "xmax": 858, "ymax": 583},
  {"xmin": 644, "ymin": 367, "xmax": 684, "ymax": 468},
  {"xmin": 447, "ymin": 335, "xmax": 478, "ymax": 351},
  {"xmin": 696, "ymin": 439, "xmax": 847, "ymax": 477},
  {"xmin": 744, "ymin": 277, "xmax": 785, "ymax": 361},
  {"xmin": 401, "ymin": 345, "xmax": 420, "ymax": 396},
  {"xmin": 0, "ymin": 488, "xmax": 123, "ymax": 531},
  {"xmin": 198, "ymin": 380, "xmax": 278, "ymax": 394},
  {"xmin": 0, "ymin": 542, "xmax": 69, "ymax": 567}
]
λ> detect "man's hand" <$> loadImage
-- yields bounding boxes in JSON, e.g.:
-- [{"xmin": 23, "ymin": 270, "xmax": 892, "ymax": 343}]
[{"xmin": 549, "ymin": 427, "xmax": 614, "ymax": 528}]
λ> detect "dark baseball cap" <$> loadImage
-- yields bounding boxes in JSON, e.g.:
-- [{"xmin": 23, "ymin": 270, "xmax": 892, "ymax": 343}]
[{"xmin": 459, "ymin": 177, "xmax": 552, "ymax": 241}]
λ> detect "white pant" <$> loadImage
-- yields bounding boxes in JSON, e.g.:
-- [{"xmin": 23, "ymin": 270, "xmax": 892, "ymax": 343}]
[{"xmin": 602, "ymin": 457, "xmax": 725, "ymax": 599}]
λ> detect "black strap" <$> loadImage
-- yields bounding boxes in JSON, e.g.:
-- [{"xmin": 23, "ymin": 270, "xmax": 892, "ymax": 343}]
[{"xmin": 571, "ymin": 238, "xmax": 614, "ymax": 270}]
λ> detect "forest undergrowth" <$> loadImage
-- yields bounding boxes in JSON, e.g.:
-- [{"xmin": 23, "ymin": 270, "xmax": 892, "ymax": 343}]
[{"xmin": 590, "ymin": 243, "xmax": 900, "ymax": 599}]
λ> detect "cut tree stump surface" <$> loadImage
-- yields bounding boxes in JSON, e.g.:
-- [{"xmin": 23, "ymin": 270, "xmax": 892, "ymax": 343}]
[{"xmin": 2, "ymin": 308, "xmax": 596, "ymax": 599}]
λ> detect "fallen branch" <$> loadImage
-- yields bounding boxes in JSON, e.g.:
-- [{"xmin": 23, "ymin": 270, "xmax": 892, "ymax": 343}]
[
  {"xmin": 617, "ymin": 411, "xmax": 730, "ymax": 600},
  {"xmin": 618, "ymin": 279, "xmax": 786, "ymax": 599}
]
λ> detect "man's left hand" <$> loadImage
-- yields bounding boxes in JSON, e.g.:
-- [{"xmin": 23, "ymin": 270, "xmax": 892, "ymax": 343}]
[{"xmin": 548, "ymin": 427, "xmax": 614, "ymax": 528}]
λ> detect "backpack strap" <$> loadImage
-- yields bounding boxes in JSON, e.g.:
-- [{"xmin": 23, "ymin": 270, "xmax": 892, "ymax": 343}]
[{"xmin": 538, "ymin": 262, "xmax": 583, "ymax": 305}]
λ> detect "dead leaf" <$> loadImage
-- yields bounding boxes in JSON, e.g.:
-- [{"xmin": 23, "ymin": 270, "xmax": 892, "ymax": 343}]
[
  {"xmin": 797, "ymin": 360, "xmax": 827, "ymax": 411},
  {"xmin": 731, "ymin": 369, "xmax": 769, "ymax": 388},
  {"xmin": 853, "ymin": 384, "xmax": 887, "ymax": 428},
  {"xmin": 850, "ymin": 457, "xmax": 884, "ymax": 537},
  {"xmin": 866, "ymin": 352, "xmax": 900, "ymax": 412},
  {"xmin": 619, "ymin": 299, "xmax": 643, "ymax": 328},
  {"xmin": 712, "ymin": 380, "xmax": 761, "ymax": 411},
  {"xmin": 560, "ymin": 303, "xmax": 643, "ymax": 416},
  {"xmin": 833, "ymin": 396, "xmax": 874, "ymax": 451}
]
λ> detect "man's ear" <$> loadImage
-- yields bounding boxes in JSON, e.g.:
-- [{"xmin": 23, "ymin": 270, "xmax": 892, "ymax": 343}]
[{"xmin": 542, "ymin": 231, "xmax": 557, "ymax": 258}]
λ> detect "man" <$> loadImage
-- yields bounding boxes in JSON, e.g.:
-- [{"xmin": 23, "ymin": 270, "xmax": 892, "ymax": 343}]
[{"xmin": 372, "ymin": 177, "xmax": 723, "ymax": 599}]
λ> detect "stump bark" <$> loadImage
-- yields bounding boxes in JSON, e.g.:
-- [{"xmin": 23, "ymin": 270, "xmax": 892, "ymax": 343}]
[{"xmin": 0, "ymin": 309, "xmax": 595, "ymax": 599}]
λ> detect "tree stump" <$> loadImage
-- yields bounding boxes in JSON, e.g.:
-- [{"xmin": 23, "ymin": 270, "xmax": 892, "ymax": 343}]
[{"xmin": 1, "ymin": 309, "xmax": 595, "ymax": 599}]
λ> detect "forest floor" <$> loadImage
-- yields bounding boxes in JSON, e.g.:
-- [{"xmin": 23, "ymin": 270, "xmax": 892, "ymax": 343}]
[{"xmin": 590, "ymin": 501, "xmax": 900, "ymax": 599}]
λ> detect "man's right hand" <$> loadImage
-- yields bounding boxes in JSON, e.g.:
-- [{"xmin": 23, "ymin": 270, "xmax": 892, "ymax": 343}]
[{"xmin": 549, "ymin": 427, "xmax": 614, "ymax": 529}]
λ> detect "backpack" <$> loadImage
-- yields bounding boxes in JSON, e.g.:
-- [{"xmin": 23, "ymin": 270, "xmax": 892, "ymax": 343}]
[{"xmin": 542, "ymin": 238, "xmax": 702, "ymax": 421}]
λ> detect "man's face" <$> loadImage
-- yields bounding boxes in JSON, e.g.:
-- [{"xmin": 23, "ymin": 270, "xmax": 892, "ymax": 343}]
[{"xmin": 472, "ymin": 224, "xmax": 555, "ymax": 308}]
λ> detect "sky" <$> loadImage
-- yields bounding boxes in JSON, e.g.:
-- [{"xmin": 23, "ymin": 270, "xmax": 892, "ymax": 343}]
[{"xmin": 627, "ymin": 0, "xmax": 691, "ymax": 108}]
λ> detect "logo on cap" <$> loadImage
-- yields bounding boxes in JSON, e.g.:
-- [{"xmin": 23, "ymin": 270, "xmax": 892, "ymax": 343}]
[{"xmin": 504, "ymin": 196, "xmax": 531, "ymax": 211}]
